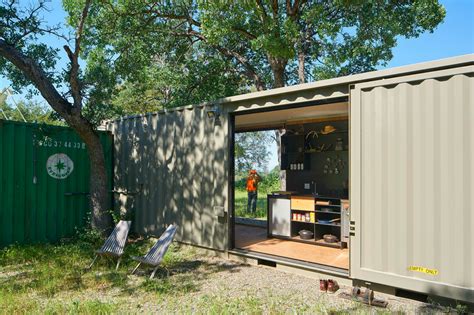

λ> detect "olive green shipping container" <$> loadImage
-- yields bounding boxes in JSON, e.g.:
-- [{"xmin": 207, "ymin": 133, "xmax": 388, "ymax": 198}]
[{"xmin": 0, "ymin": 120, "xmax": 113, "ymax": 248}]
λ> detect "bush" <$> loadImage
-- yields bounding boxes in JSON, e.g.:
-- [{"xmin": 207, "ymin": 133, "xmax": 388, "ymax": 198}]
[{"xmin": 236, "ymin": 167, "xmax": 280, "ymax": 194}]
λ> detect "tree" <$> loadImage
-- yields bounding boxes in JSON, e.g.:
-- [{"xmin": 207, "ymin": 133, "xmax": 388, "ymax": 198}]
[
  {"xmin": 0, "ymin": 97, "xmax": 62, "ymax": 125},
  {"xmin": 72, "ymin": 0, "xmax": 444, "ymax": 191},
  {"xmin": 83, "ymin": 1, "xmax": 445, "ymax": 91},
  {"xmin": 235, "ymin": 131, "xmax": 274, "ymax": 174},
  {"xmin": 0, "ymin": 0, "xmax": 113, "ymax": 233},
  {"xmin": 109, "ymin": 50, "xmax": 248, "ymax": 115}
]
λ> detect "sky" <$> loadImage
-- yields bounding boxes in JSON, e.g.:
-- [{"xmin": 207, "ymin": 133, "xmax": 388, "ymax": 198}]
[
  {"xmin": 265, "ymin": 0, "xmax": 474, "ymax": 171},
  {"xmin": 1, "ymin": 0, "xmax": 473, "ymax": 170}
]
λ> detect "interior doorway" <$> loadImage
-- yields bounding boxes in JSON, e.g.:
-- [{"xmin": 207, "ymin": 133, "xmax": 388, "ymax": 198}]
[{"xmin": 231, "ymin": 100, "xmax": 350, "ymax": 272}]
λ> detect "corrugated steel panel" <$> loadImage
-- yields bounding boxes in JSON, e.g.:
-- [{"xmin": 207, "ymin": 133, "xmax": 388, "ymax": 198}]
[
  {"xmin": 0, "ymin": 120, "xmax": 113, "ymax": 247},
  {"xmin": 102, "ymin": 56, "xmax": 473, "ymax": 123},
  {"xmin": 350, "ymin": 66, "xmax": 474, "ymax": 302},
  {"xmin": 108, "ymin": 105, "xmax": 228, "ymax": 250}
]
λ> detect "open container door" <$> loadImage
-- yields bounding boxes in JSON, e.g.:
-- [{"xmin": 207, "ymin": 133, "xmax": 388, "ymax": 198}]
[{"xmin": 350, "ymin": 65, "xmax": 474, "ymax": 302}]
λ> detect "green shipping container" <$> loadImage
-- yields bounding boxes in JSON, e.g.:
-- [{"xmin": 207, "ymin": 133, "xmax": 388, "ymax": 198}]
[{"xmin": 0, "ymin": 120, "xmax": 113, "ymax": 247}]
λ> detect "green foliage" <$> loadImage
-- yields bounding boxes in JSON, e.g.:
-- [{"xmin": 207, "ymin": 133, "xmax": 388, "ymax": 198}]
[
  {"xmin": 235, "ymin": 166, "xmax": 280, "ymax": 193},
  {"xmin": 1, "ymin": 0, "xmax": 446, "ymax": 124},
  {"xmin": 235, "ymin": 131, "xmax": 275, "ymax": 173},
  {"xmin": 0, "ymin": 1, "xmax": 61, "ymax": 94},
  {"xmin": 0, "ymin": 97, "xmax": 63, "ymax": 125},
  {"xmin": 69, "ymin": 0, "xmax": 445, "ymax": 98},
  {"xmin": 109, "ymin": 51, "xmax": 246, "ymax": 115}
]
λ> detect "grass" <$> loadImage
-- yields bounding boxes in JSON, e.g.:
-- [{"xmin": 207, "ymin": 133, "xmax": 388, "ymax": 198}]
[
  {"xmin": 234, "ymin": 188, "xmax": 268, "ymax": 219},
  {"xmin": 0, "ymin": 233, "xmax": 458, "ymax": 314},
  {"xmin": 0, "ymin": 237, "xmax": 353, "ymax": 314},
  {"xmin": 0, "ymin": 233, "xmax": 201, "ymax": 314}
]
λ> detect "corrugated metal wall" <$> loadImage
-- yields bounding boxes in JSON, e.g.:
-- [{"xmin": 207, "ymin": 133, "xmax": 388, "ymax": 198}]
[
  {"xmin": 108, "ymin": 105, "xmax": 229, "ymax": 250},
  {"xmin": 350, "ymin": 66, "xmax": 474, "ymax": 302},
  {"xmin": 0, "ymin": 120, "xmax": 113, "ymax": 247}
]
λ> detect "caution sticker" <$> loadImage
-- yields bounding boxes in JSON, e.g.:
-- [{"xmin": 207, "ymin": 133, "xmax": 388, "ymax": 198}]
[{"xmin": 408, "ymin": 266, "xmax": 439, "ymax": 276}]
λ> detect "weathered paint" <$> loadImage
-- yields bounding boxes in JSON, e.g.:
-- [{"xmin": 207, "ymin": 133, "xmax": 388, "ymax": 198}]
[
  {"xmin": 107, "ymin": 105, "xmax": 229, "ymax": 251},
  {"xmin": 0, "ymin": 120, "xmax": 113, "ymax": 247},
  {"xmin": 350, "ymin": 66, "xmax": 474, "ymax": 302}
]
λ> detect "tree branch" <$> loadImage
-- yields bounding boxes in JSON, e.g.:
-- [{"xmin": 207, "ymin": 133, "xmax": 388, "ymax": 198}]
[
  {"xmin": 271, "ymin": 0, "xmax": 279, "ymax": 18},
  {"xmin": 255, "ymin": 0, "xmax": 268, "ymax": 20},
  {"xmin": 0, "ymin": 38, "xmax": 72, "ymax": 119},
  {"xmin": 169, "ymin": 29, "xmax": 265, "ymax": 90},
  {"xmin": 63, "ymin": 0, "xmax": 91, "ymax": 110},
  {"xmin": 231, "ymin": 27, "xmax": 257, "ymax": 40}
]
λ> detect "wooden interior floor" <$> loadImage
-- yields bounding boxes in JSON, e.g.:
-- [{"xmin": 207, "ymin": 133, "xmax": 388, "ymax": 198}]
[{"xmin": 234, "ymin": 224, "xmax": 349, "ymax": 270}]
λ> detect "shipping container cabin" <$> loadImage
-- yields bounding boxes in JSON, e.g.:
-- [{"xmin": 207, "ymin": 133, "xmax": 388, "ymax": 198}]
[{"xmin": 106, "ymin": 54, "xmax": 474, "ymax": 303}]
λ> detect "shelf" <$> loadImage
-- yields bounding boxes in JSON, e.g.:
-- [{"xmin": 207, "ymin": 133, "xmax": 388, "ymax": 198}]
[
  {"xmin": 291, "ymin": 209, "xmax": 314, "ymax": 212},
  {"xmin": 291, "ymin": 220, "xmax": 315, "ymax": 224},
  {"xmin": 315, "ymin": 222, "xmax": 341, "ymax": 227},
  {"xmin": 304, "ymin": 150, "xmax": 348, "ymax": 154},
  {"xmin": 315, "ymin": 204, "xmax": 341, "ymax": 208},
  {"xmin": 315, "ymin": 210, "xmax": 341, "ymax": 215},
  {"xmin": 314, "ymin": 238, "xmax": 342, "ymax": 248},
  {"xmin": 291, "ymin": 235, "xmax": 318, "ymax": 245}
]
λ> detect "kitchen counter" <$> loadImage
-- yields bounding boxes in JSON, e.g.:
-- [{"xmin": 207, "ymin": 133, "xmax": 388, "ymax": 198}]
[
  {"xmin": 269, "ymin": 191, "xmax": 342, "ymax": 200},
  {"xmin": 267, "ymin": 193, "xmax": 350, "ymax": 249}
]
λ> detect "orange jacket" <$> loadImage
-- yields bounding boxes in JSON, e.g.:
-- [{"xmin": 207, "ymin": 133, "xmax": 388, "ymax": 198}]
[{"xmin": 246, "ymin": 174, "xmax": 260, "ymax": 192}]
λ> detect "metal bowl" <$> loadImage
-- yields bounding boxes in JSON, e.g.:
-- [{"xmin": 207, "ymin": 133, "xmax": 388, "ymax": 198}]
[
  {"xmin": 299, "ymin": 230, "xmax": 314, "ymax": 240},
  {"xmin": 323, "ymin": 234, "xmax": 339, "ymax": 243}
]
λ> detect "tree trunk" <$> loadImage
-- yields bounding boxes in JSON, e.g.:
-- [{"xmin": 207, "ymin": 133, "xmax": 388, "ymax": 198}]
[
  {"xmin": 83, "ymin": 130, "xmax": 113, "ymax": 233},
  {"xmin": 275, "ymin": 129, "xmax": 286, "ymax": 190},
  {"xmin": 61, "ymin": 116, "xmax": 113, "ymax": 234},
  {"xmin": 298, "ymin": 50, "xmax": 306, "ymax": 84},
  {"xmin": 0, "ymin": 39, "xmax": 113, "ymax": 234},
  {"xmin": 268, "ymin": 56, "xmax": 287, "ymax": 88},
  {"xmin": 66, "ymin": 117, "xmax": 113, "ymax": 234},
  {"xmin": 268, "ymin": 56, "xmax": 288, "ymax": 188}
]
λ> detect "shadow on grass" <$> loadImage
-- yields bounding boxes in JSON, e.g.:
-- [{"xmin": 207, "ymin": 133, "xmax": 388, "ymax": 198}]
[{"xmin": 0, "ymin": 239, "xmax": 247, "ymax": 301}]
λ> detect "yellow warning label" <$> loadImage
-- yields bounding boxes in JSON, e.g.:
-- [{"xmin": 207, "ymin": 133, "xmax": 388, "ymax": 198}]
[{"xmin": 408, "ymin": 266, "xmax": 439, "ymax": 276}]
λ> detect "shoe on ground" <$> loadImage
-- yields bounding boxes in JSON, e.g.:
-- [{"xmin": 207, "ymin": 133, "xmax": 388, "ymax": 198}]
[{"xmin": 327, "ymin": 279, "xmax": 339, "ymax": 293}]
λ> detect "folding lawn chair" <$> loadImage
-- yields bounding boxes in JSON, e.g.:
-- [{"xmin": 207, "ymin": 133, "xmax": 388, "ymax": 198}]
[
  {"xmin": 88, "ymin": 220, "xmax": 132, "ymax": 270},
  {"xmin": 131, "ymin": 224, "xmax": 177, "ymax": 279}
]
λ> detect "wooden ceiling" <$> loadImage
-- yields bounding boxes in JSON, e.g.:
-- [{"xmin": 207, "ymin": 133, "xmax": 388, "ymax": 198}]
[{"xmin": 235, "ymin": 102, "xmax": 348, "ymax": 132}]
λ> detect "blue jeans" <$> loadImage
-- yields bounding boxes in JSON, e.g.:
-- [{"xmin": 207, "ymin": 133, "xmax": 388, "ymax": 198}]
[{"xmin": 247, "ymin": 191, "xmax": 257, "ymax": 213}]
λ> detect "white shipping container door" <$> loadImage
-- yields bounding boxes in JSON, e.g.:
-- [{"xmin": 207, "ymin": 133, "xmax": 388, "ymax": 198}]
[{"xmin": 350, "ymin": 66, "xmax": 474, "ymax": 302}]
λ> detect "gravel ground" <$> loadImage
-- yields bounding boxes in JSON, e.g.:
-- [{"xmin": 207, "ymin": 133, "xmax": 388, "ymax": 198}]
[{"xmin": 41, "ymin": 251, "xmax": 450, "ymax": 314}]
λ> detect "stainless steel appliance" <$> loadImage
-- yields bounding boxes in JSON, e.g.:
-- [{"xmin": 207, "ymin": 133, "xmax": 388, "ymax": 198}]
[{"xmin": 269, "ymin": 196, "xmax": 291, "ymax": 237}]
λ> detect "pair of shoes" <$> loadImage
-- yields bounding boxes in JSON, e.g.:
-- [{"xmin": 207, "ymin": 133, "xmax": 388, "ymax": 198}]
[{"xmin": 320, "ymin": 279, "xmax": 340, "ymax": 293}]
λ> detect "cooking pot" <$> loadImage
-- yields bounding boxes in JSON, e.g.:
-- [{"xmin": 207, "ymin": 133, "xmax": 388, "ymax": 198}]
[
  {"xmin": 323, "ymin": 234, "xmax": 339, "ymax": 243},
  {"xmin": 299, "ymin": 230, "xmax": 314, "ymax": 240}
]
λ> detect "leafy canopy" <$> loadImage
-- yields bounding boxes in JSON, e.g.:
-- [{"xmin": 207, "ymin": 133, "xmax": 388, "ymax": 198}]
[
  {"xmin": 235, "ymin": 131, "xmax": 275, "ymax": 174},
  {"xmin": 69, "ymin": 0, "xmax": 445, "ymax": 108}
]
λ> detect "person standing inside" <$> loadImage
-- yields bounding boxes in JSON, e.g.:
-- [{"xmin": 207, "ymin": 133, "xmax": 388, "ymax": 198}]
[{"xmin": 246, "ymin": 169, "xmax": 261, "ymax": 214}]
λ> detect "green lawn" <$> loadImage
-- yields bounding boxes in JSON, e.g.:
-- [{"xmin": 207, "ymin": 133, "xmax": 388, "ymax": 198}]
[
  {"xmin": 0, "ymin": 237, "xmax": 355, "ymax": 314},
  {"xmin": 0, "ymin": 234, "xmax": 197, "ymax": 314},
  {"xmin": 234, "ymin": 188, "xmax": 267, "ymax": 219},
  {"xmin": 0, "ymin": 234, "xmax": 461, "ymax": 314}
]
